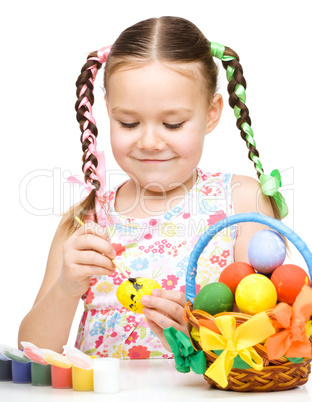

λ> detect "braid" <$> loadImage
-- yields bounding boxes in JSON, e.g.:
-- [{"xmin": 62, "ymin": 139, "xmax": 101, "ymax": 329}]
[
  {"xmin": 75, "ymin": 54, "xmax": 103, "ymax": 193},
  {"xmin": 223, "ymin": 49, "xmax": 264, "ymax": 179},
  {"xmin": 70, "ymin": 46, "xmax": 111, "ymax": 226},
  {"xmin": 213, "ymin": 45, "xmax": 263, "ymax": 179},
  {"xmin": 210, "ymin": 42, "xmax": 287, "ymax": 220}
]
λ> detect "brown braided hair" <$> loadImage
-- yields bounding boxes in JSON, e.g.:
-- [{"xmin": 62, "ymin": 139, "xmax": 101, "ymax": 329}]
[
  {"xmin": 61, "ymin": 49, "xmax": 111, "ymax": 237},
  {"xmin": 60, "ymin": 16, "xmax": 281, "ymax": 238},
  {"xmin": 220, "ymin": 46, "xmax": 281, "ymax": 219},
  {"xmin": 76, "ymin": 57, "xmax": 102, "ymax": 192}
]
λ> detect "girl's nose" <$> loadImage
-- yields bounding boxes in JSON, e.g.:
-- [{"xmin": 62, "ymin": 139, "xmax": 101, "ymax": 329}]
[{"xmin": 136, "ymin": 126, "xmax": 166, "ymax": 150}]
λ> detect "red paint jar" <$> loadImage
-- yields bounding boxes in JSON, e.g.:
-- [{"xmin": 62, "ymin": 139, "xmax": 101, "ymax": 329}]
[{"xmin": 51, "ymin": 365, "xmax": 72, "ymax": 389}]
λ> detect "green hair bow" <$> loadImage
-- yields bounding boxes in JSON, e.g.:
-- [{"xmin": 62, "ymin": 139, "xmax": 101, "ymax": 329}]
[{"xmin": 260, "ymin": 169, "xmax": 288, "ymax": 219}]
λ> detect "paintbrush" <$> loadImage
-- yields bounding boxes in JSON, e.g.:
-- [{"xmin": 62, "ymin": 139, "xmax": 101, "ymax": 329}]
[{"xmin": 74, "ymin": 216, "xmax": 130, "ymax": 279}]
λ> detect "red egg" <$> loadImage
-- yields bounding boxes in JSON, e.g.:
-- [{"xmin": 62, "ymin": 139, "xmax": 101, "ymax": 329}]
[
  {"xmin": 219, "ymin": 262, "xmax": 255, "ymax": 295},
  {"xmin": 270, "ymin": 264, "xmax": 311, "ymax": 305}
]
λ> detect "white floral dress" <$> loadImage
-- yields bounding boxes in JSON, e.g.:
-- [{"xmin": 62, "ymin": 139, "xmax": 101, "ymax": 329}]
[{"xmin": 74, "ymin": 167, "xmax": 238, "ymax": 359}]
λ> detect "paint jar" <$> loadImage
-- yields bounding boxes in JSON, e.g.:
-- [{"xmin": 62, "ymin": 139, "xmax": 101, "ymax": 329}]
[
  {"xmin": 72, "ymin": 366, "xmax": 93, "ymax": 391},
  {"xmin": 0, "ymin": 359, "xmax": 12, "ymax": 381},
  {"xmin": 11, "ymin": 360, "xmax": 31, "ymax": 384},
  {"xmin": 31, "ymin": 362, "xmax": 51, "ymax": 386},
  {"xmin": 93, "ymin": 358, "xmax": 120, "ymax": 394},
  {"xmin": 51, "ymin": 365, "xmax": 72, "ymax": 389}
]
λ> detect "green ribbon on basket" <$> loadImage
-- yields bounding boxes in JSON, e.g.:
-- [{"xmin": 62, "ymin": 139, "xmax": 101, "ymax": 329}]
[
  {"xmin": 260, "ymin": 169, "xmax": 288, "ymax": 219},
  {"xmin": 163, "ymin": 327, "xmax": 206, "ymax": 374}
]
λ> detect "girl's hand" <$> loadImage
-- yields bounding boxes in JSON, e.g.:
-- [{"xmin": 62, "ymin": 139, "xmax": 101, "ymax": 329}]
[
  {"xmin": 57, "ymin": 221, "xmax": 117, "ymax": 298},
  {"xmin": 141, "ymin": 289, "xmax": 188, "ymax": 352}
]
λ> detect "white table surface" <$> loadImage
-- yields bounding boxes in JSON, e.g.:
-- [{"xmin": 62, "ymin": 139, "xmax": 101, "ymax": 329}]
[{"xmin": 1, "ymin": 359, "xmax": 312, "ymax": 402}]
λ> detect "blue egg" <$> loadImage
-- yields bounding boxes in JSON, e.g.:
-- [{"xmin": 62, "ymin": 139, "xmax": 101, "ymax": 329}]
[{"xmin": 248, "ymin": 229, "xmax": 286, "ymax": 274}]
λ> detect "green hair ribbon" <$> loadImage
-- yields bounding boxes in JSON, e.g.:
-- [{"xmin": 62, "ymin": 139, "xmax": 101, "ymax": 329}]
[
  {"xmin": 260, "ymin": 169, "xmax": 288, "ymax": 219},
  {"xmin": 163, "ymin": 327, "xmax": 206, "ymax": 374},
  {"xmin": 210, "ymin": 42, "xmax": 236, "ymax": 62},
  {"xmin": 210, "ymin": 41, "xmax": 288, "ymax": 219}
]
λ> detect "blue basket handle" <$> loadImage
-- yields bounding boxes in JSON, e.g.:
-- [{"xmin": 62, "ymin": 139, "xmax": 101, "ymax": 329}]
[{"xmin": 185, "ymin": 212, "xmax": 312, "ymax": 303}]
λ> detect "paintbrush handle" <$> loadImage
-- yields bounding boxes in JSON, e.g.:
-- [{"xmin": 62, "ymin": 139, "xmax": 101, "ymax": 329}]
[
  {"xmin": 112, "ymin": 259, "xmax": 130, "ymax": 279},
  {"xmin": 75, "ymin": 216, "xmax": 130, "ymax": 279}
]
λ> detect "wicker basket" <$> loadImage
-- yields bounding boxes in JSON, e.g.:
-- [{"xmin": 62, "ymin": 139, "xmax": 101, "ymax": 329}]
[{"xmin": 184, "ymin": 212, "xmax": 312, "ymax": 392}]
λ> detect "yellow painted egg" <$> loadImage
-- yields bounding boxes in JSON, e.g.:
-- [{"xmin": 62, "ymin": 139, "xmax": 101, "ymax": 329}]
[
  {"xmin": 235, "ymin": 274, "xmax": 277, "ymax": 315},
  {"xmin": 116, "ymin": 277, "xmax": 162, "ymax": 314}
]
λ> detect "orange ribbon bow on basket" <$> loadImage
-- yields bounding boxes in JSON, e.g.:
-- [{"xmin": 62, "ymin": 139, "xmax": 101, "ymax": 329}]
[{"xmin": 267, "ymin": 285, "xmax": 312, "ymax": 360}]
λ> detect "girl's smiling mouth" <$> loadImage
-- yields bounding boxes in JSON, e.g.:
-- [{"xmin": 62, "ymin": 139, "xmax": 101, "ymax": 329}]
[{"xmin": 138, "ymin": 159, "xmax": 173, "ymax": 164}]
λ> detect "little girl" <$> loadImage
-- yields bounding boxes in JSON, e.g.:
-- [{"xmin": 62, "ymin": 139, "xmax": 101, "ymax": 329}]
[{"xmin": 18, "ymin": 16, "xmax": 287, "ymax": 359}]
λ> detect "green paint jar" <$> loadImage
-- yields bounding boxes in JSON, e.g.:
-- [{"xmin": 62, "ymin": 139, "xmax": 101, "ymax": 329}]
[{"xmin": 31, "ymin": 362, "xmax": 52, "ymax": 386}]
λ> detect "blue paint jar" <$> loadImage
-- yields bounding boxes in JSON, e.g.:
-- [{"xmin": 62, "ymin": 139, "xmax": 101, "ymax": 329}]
[{"xmin": 11, "ymin": 360, "xmax": 31, "ymax": 384}]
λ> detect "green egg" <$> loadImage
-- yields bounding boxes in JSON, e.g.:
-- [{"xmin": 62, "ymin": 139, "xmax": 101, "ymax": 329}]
[{"xmin": 193, "ymin": 282, "xmax": 234, "ymax": 315}]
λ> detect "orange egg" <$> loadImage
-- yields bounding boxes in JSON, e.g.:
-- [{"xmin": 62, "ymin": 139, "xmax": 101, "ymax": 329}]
[
  {"xmin": 270, "ymin": 264, "xmax": 311, "ymax": 305},
  {"xmin": 219, "ymin": 262, "xmax": 255, "ymax": 295}
]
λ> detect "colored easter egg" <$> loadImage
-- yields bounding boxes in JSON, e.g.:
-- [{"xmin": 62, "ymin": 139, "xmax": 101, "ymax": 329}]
[
  {"xmin": 193, "ymin": 282, "xmax": 234, "ymax": 315},
  {"xmin": 235, "ymin": 274, "xmax": 277, "ymax": 314},
  {"xmin": 219, "ymin": 262, "xmax": 255, "ymax": 295},
  {"xmin": 248, "ymin": 230, "xmax": 286, "ymax": 274},
  {"xmin": 117, "ymin": 278, "xmax": 162, "ymax": 314},
  {"xmin": 270, "ymin": 264, "xmax": 311, "ymax": 305}
]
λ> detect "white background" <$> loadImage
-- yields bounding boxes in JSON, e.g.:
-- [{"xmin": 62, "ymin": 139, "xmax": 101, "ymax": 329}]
[{"xmin": 0, "ymin": 0, "xmax": 311, "ymax": 347}]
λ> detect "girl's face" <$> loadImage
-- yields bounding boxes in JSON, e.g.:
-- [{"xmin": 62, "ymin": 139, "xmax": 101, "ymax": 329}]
[{"xmin": 105, "ymin": 61, "xmax": 222, "ymax": 194}]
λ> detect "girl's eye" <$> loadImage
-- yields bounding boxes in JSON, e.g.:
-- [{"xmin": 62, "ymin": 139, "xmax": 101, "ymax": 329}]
[
  {"xmin": 118, "ymin": 121, "xmax": 185, "ymax": 130},
  {"xmin": 118, "ymin": 122, "xmax": 139, "ymax": 129},
  {"xmin": 164, "ymin": 122, "xmax": 184, "ymax": 130}
]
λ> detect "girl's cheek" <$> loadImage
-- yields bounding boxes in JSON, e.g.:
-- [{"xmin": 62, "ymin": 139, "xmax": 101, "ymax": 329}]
[{"xmin": 111, "ymin": 131, "xmax": 126, "ymax": 146}]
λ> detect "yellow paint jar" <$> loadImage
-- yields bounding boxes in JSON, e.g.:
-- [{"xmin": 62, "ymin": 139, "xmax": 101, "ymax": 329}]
[{"xmin": 72, "ymin": 365, "xmax": 93, "ymax": 391}]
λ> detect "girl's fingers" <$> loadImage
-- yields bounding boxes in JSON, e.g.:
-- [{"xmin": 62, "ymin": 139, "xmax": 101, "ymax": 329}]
[
  {"xmin": 145, "ymin": 317, "xmax": 162, "ymax": 337},
  {"xmin": 151, "ymin": 289, "xmax": 186, "ymax": 307},
  {"xmin": 73, "ymin": 250, "xmax": 116, "ymax": 271},
  {"xmin": 141, "ymin": 290, "xmax": 186, "ymax": 325},
  {"xmin": 75, "ymin": 234, "xmax": 116, "ymax": 259},
  {"xmin": 144, "ymin": 317, "xmax": 172, "ymax": 353},
  {"xmin": 143, "ymin": 307, "xmax": 186, "ymax": 333},
  {"xmin": 74, "ymin": 263, "xmax": 116, "ymax": 277}
]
